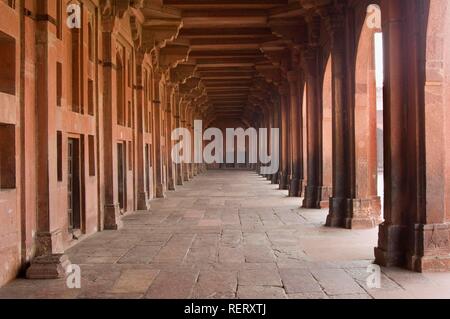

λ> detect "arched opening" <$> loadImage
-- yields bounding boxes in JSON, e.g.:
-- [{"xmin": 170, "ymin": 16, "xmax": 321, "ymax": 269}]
[
  {"xmin": 354, "ymin": 4, "xmax": 384, "ymax": 217},
  {"xmin": 322, "ymin": 56, "xmax": 333, "ymax": 206},
  {"xmin": 0, "ymin": 31, "xmax": 15, "ymax": 95}
]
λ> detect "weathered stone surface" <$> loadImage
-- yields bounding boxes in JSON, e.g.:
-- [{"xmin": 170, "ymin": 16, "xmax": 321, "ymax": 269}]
[
  {"xmin": 26, "ymin": 254, "xmax": 71, "ymax": 280},
  {"xmin": 191, "ymin": 271, "xmax": 237, "ymax": 299},
  {"xmin": 110, "ymin": 269, "xmax": 159, "ymax": 294},
  {"xmin": 1, "ymin": 171, "xmax": 450, "ymax": 298},
  {"xmin": 1, "ymin": 0, "xmax": 450, "ymax": 290},
  {"xmin": 279, "ymin": 269, "xmax": 322, "ymax": 294},
  {"xmin": 238, "ymin": 269, "xmax": 282, "ymax": 287},
  {"xmin": 237, "ymin": 286, "xmax": 287, "ymax": 299},
  {"xmin": 144, "ymin": 270, "xmax": 199, "ymax": 299}
]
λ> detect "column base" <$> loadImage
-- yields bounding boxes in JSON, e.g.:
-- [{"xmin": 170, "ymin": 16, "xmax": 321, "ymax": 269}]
[
  {"xmin": 168, "ymin": 178, "xmax": 176, "ymax": 191},
  {"xmin": 34, "ymin": 229, "xmax": 65, "ymax": 256},
  {"xmin": 302, "ymin": 185, "xmax": 331, "ymax": 209},
  {"xmin": 271, "ymin": 172, "xmax": 279, "ymax": 185},
  {"xmin": 156, "ymin": 183, "xmax": 166, "ymax": 198},
  {"xmin": 288, "ymin": 178, "xmax": 303, "ymax": 197},
  {"xmin": 183, "ymin": 164, "xmax": 190, "ymax": 181},
  {"xmin": 374, "ymin": 223, "xmax": 408, "ymax": 267},
  {"xmin": 326, "ymin": 197, "xmax": 382, "ymax": 229},
  {"xmin": 278, "ymin": 171, "xmax": 289, "ymax": 190},
  {"xmin": 199, "ymin": 164, "xmax": 207, "ymax": 174},
  {"xmin": 104, "ymin": 204, "xmax": 123, "ymax": 230},
  {"xmin": 137, "ymin": 192, "xmax": 150, "ymax": 211},
  {"xmin": 176, "ymin": 175, "xmax": 184, "ymax": 186},
  {"xmin": 407, "ymin": 223, "xmax": 450, "ymax": 272},
  {"xmin": 26, "ymin": 254, "xmax": 71, "ymax": 279}
]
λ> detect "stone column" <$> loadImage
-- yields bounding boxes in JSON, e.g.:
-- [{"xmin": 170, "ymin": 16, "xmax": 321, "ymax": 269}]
[
  {"xmin": 326, "ymin": 12, "xmax": 351, "ymax": 226},
  {"xmin": 255, "ymin": 113, "xmax": 262, "ymax": 174},
  {"xmin": 175, "ymin": 100, "xmax": 184, "ymax": 186},
  {"xmin": 181, "ymin": 105, "xmax": 190, "ymax": 181},
  {"xmin": 411, "ymin": 0, "xmax": 450, "ymax": 271},
  {"xmin": 27, "ymin": 2, "xmax": 71, "ymax": 279},
  {"xmin": 153, "ymin": 73, "xmax": 165, "ymax": 198},
  {"xmin": 182, "ymin": 120, "xmax": 190, "ymax": 181},
  {"xmin": 187, "ymin": 113, "xmax": 194, "ymax": 179},
  {"xmin": 375, "ymin": 0, "xmax": 450, "ymax": 271},
  {"xmin": 325, "ymin": 10, "xmax": 381, "ymax": 229},
  {"xmin": 285, "ymin": 86, "xmax": 293, "ymax": 189},
  {"xmin": 297, "ymin": 74, "xmax": 306, "ymax": 196},
  {"xmin": 271, "ymin": 98, "xmax": 281, "ymax": 184},
  {"xmin": 100, "ymin": 14, "xmax": 121, "ymax": 230},
  {"xmin": 288, "ymin": 71, "xmax": 302, "ymax": 197},
  {"xmin": 165, "ymin": 89, "xmax": 175, "ymax": 191},
  {"xmin": 278, "ymin": 85, "xmax": 289, "ymax": 190},
  {"xmin": 374, "ymin": 0, "xmax": 410, "ymax": 267},
  {"xmin": 135, "ymin": 52, "xmax": 150, "ymax": 210},
  {"xmin": 301, "ymin": 47, "xmax": 330, "ymax": 209},
  {"xmin": 266, "ymin": 109, "xmax": 274, "ymax": 180}
]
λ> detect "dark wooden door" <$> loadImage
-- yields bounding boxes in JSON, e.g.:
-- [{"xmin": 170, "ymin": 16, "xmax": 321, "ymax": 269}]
[
  {"xmin": 68, "ymin": 138, "xmax": 81, "ymax": 230},
  {"xmin": 117, "ymin": 142, "xmax": 126, "ymax": 211}
]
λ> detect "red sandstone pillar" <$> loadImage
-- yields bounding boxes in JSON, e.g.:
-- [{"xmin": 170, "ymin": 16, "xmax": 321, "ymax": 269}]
[
  {"xmin": 152, "ymin": 72, "xmax": 165, "ymax": 198},
  {"xmin": 26, "ymin": 1, "xmax": 71, "ymax": 279},
  {"xmin": 325, "ymin": 9, "xmax": 382, "ymax": 229},
  {"xmin": 297, "ymin": 74, "xmax": 306, "ymax": 195},
  {"xmin": 175, "ymin": 99, "xmax": 184, "ymax": 186},
  {"xmin": 135, "ymin": 53, "xmax": 150, "ymax": 210},
  {"xmin": 278, "ymin": 85, "xmax": 289, "ymax": 190},
  {"xmin": 265, "ymin": 108, "xmax": 274, "ymax": 180},
  {"xmin": 375, "ymin": 0, "xmax": 410, "ymax": 267},
  {"xmin": 165, "ymin": 87, "xmax": 175, "ymax": 191},
  {"xmin": 99, "ymin": 15, "xmax": 122, "ymax": 230},
  {"xmin": 302, "ymin": 47, "xmax": 331, "ymax": 208},
  {"xmin": 288, "ymin": 71, "xmax": 302, "ymax": 197},
  {"xmin": 181, "ymin": 104, "xmax": 190, "ymax": 182},
  {"xmin": 187, "ymin": 111, "xmax": 195, "ymax": 179},
  {"xmin": 271, "ymin": 97, "xmax": 281, "ymax": 184},
  {"xmin": 376, "ymin": 0, "xmax": 450, "ymax": 272},
  {"xmin": 411, "ymin": 0, "xmax": 450, "ymax": 271},
  {"xmin": 326, "ymin": 13, "xmax": 349, "ymax": 226}
]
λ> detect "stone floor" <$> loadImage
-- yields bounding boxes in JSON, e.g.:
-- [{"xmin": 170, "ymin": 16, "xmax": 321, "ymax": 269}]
[{"xmin": 1, "ymin": 170, "xmax": 450, "ymax": 299}]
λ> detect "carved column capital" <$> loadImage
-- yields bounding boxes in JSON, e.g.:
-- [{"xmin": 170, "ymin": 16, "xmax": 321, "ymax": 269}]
[{"xmin": 320, "ymin": 4, "xmax": 346, "ymax": 40}]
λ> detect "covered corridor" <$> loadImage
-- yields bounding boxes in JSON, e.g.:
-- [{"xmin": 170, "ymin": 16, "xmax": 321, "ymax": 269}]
[
  {"xmin": 1, "ymin": 170, "xmax": 450, "ymax": 299},
  {"xmin": 0, "ymin": 0, "xmax": 450, "ymax": 298}
]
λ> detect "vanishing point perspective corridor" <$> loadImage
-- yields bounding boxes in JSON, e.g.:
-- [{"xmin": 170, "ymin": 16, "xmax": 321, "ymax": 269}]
[
  {"xmin": 1, "ymin": 170, "xmax": 450, "ymax": 299},
  {"xmin": 1, "ymin": 0, "xmax": 450, "ymax": 300}
]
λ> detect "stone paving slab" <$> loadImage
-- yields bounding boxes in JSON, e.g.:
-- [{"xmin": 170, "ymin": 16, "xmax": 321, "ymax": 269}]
[{"xmin": 0, "ymin": 170, "xmax": 449, "ymax": 299}]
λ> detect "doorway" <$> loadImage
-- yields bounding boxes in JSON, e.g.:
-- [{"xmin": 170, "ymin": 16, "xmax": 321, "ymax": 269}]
[
  {"xmin": 68, "ymin": 138, "xmax": 81, "ymax": 232},
  {"xmin": 117, "ymin": 142, "xmax": 127, "ymax": 212},
  {"xmin": 145, "ymin": 144, "xmax": 151, "ymax": 196}
]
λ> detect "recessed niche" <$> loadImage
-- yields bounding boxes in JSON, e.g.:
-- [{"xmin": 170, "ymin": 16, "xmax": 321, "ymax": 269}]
[
  {"xmin": 0, "ymin": 31, "xmax": 15, "ymax": 95},
  {"xmin": 0, "ymin": 123, "xmax": 16, "ymax": 189}
]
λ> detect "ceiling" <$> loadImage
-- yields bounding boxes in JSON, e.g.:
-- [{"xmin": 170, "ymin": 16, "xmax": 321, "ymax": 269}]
[{"xmin": 130, "ymin": 0, "xmax": 334, "ymax": 123}]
